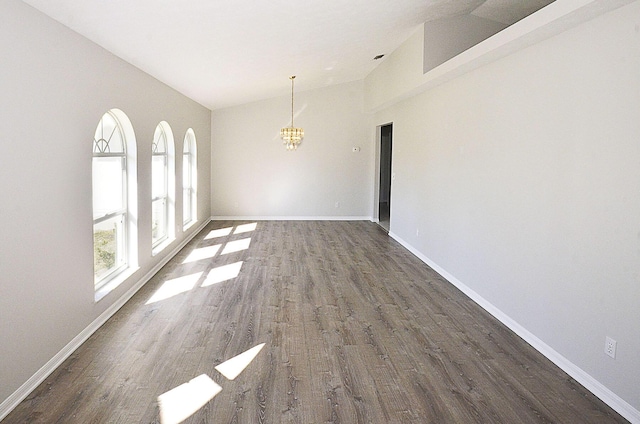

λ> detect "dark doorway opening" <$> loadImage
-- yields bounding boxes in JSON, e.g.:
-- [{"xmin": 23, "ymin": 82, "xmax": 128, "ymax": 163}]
[{"xmin": 378, "ymin": 124, "xmax": 392, "ymax": 232}]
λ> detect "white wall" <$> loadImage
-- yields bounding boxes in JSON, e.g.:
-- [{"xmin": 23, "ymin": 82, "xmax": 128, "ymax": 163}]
[
  {"xmin": 211, "ymin": 80, "xmax": 372, "ymax": 219},
  {"xmin": 365, "ymin": 27, "xmax": 425, "ymax": 113},
  {"xmin": 0, "ymin": 0, "xmax": 211, "ymax": 411},
  {"xmin": 423, "ymin": 14, "xmax": 506, "ymax": 73},
  {"xmin": 368, "ymin": 0, "xmax": 640, "ymax": 418}
]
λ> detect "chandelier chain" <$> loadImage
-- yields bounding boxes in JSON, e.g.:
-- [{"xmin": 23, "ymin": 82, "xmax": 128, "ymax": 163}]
[{"xmin": 290, "ymin": 76, "xmax": 295, "ymax": 127}]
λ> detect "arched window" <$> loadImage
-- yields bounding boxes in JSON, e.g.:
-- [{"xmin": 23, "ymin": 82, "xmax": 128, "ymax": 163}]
[
  {"xmin": 92, "ymin": 110, "xmax": 138, "ymax": 291},
  {"xmin": 183, "ymin": 129, "xmax": 198, "ymax": 229},
  {"xmin": 152, "ymin": 122, "xmax": 175, "ymax": 253}
]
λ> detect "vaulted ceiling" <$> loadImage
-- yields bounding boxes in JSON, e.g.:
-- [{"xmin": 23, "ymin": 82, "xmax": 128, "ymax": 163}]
[{"xmin": 21, "ymin": 0, "xmax": 554, "ymax": 110}]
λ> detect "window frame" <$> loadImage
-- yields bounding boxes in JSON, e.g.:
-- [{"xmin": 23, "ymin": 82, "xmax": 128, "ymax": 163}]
[
  {"xmin": 150, "ymin": 121, "xmax": 176, "ymax": 255},
  {"xmin": 92, "ymin": 109, "xmax": 138, "ymax": 297},
  {"xmin": 151, "ymin": 124, "xmax": 169, "ymax": 249},
  {"xmin": 183, "ymin": 129, "xmax": 197, "ymax": 229}
]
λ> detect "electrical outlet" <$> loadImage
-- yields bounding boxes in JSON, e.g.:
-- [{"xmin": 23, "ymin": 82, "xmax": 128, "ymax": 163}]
[
  {"xmin": 605, "ymin": 336, "xmax": 617, "ymax": 359},
  {"xmin": 335, "ymin": 201, "xmax": 340, "ymax": 209},
  {"xmin": 416, "ymin": 228, "xmax": 420, "ymax": 237}
]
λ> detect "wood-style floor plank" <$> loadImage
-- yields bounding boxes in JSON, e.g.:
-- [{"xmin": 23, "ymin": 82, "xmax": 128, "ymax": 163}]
[{"xmin": 3, "ymin": 220, "xmax": 629, "ymax": 423}]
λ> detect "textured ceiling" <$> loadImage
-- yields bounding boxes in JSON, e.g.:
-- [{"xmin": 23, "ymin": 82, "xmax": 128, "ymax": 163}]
[{"xmin": 20, "ymin": 0, "xmax": 554, "ymax": 110}]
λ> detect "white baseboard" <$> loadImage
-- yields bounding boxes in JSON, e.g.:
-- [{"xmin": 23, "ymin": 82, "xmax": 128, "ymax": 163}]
[
  {"xmin": 211, "ymin": 215, "xmax": 372, "ymax": 221},
  {"xmin": 0, "ymin": 219, "xmax": 210, "ymax": 422},
  {"xmin": 388, "ymin": 231, "xmax": 640, "ymax": 424}
]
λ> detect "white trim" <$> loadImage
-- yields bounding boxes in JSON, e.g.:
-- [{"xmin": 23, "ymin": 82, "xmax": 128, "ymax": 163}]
[
  {"xmin": 211, "ymin": 215, "xmax": 372, "ymax": 221},
  {"xmin": 0, "ymin": 218, "xmax": 210, "ymax": 422},
  {"xmin": 388, "ymin": 231, "xmax": 640, "ymax": 424},
  {"xmin": 94, "ymin": 265, "xmax": 139, "ymax": 302},
  {"xmin": 183, "ymin": 218, "xmax": 197, "ymax": 231},
  {"xmin": 151, "ymin": 236, "xmax": 176, "ymax": 258}
]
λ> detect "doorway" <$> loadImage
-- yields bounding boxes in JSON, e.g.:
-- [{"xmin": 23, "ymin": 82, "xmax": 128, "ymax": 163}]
[{"xmin": 378, "ymin": 124, "xmax": 392, "ymax": 232}]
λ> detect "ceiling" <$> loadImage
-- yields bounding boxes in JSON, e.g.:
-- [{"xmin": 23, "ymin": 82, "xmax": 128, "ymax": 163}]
[{"xmin": 20, "ymin": 0, "xmax": 554, "ymax": 110}]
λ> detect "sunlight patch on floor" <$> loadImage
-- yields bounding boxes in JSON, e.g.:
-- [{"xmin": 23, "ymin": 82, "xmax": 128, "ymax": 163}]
[
  {"xmin": 204, "ymin": 227, "xmax": 233, "ymax": 240},
  {"xmin": 201, "ymin": 261, "xmax": 243, "ymax": 287},
  {"xmin": 146, "ymin": 272, "xmax": 203, "ymax": 304},
  {"xmin": 221, "ymin": 237, "xmax": 251, "ymax": 255},
  {"xmin": 182, "ymin": 244, "xmax": 221, "ymax": 264},
  {"xmin": 215, "ymin": 343, "xmax": 265, "ymax": 380},
  {"xmin": 233, "ymin": 222, "xmax": 257, "ymax": 234},
  {"xmin": 156, "ymin": 342, "xmax": 267, "ymax": 423},
  {"xmin": 158, "ymin": 374, "xmax": 221, "ymax": 424}
]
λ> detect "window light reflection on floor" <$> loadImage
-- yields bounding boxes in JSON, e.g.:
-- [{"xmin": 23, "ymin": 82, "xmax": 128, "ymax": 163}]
[
  {"xmin": 156, "ymin": 343, "xmax": 267, "ymax": 423},
  {"xmin": 182, "ymin": 244, "xmax": 221, "ymax": 264},
  {"xmin": 204, "ymin": 227, "xmax": 233, "ymax": 240},
  {"xmin": 233, "ymin": 222, "xmax": 257, "ymax": 234},
  {"xmin": 157, "ymin": 374, "xmax": 221, "ymax": 424},
  {"xmin": 221, "ymin": 237, "xmax": 251, "ymax": 255},
  {"xmin": 215, "ymin": 343, "xmax": 265, "ymax": 380},
  {"xmin": 146, "ymin": 272, "xmax": 203, "ymax": 304},
  {"xmin": 201, "ymin": 261, "xmax": 243, "ymax": 287}
]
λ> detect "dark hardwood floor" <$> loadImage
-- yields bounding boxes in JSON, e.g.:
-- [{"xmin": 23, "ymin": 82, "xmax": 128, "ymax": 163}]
[{"xmin": 4, "ymin": 221, "xmax": 628, "ymax": 423}]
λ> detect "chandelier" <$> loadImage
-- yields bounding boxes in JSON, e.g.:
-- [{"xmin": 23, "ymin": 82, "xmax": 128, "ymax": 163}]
[{"xmin": 280, "ymin": 76, "xmax": 304, "ymax": 150}]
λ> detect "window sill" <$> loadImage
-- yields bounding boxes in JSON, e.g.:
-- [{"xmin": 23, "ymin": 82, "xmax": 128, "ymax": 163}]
[
  {"xmin": 94, "ymin": 266, "xmax": 139, "ymax": 302},
  {"xmin": 152, "ymin": 237, "xmax": 175, "ymax": 257},
  {"xmin": 183, "ymin": 219, "xmax": 197, "ymax": 232}
]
